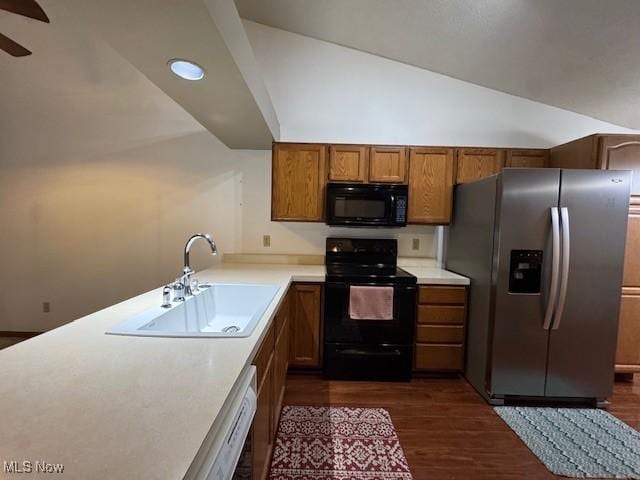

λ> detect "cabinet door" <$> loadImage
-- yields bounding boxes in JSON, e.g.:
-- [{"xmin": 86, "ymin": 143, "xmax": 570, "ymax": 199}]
[
  {"xmin": 369, "ymin": 146, "xmax": 407, "ymax": 183},
  {"xmin": 623, "ymin": 209, "xmax": 640, "ymax": 287},
  {"xmin": 272, "ymin": 143, "xmax": 327, "ymax": 221},
  {"xmin": 290, "ymin": 284, "xmax": 322, "ymax": 368},
  {"xmin": 505, "ymin": 149, "xmax": 549, "ymax": 168},
  {"xmin": 328, "ymin": 145, "xmax": 368, "ymax": 182},
  {"xmin": 252, "ymin": 355, "xmax": 273, "ymax": 480},
  {"xmin": 455, "ymin": 148, "xmax": 504, "ymax": 184},
  {"xmin": 617, "ymin": 210, "xmax": 640, "ymax": 373},
  {"xmin": 549, "ymin": 135, "xmax": 599, "ymax": 169},
  {"xmin": 407, "ymin": 148, "xmax": 454, "ymax": 224},
  {"xmin": 599, "ymin": 136, "xmax": 640, "ymax": 205},
  {"xmin": 272, "ymin": 316, "xmax": 290, "ymax": 436},
  {"xmin": 616, "ymin": 288, "xmax": 640, "ymax": 372}
]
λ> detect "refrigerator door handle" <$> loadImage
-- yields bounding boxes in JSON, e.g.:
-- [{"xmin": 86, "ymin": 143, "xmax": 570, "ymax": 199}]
[
  {"xmin": 543, "ymin": 207, "xmax": 561, "ymax": 330},
  {"xmin": 553, "ymin": 207, "xmax": 571, "ymax": 330}
]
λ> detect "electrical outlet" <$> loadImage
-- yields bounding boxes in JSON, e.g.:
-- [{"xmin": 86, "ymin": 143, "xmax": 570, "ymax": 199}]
[
  {"xmin": 263, "ymin": 235, "xmax": 271, "ymax": 247},
  {"xmin": 42, "ymin": 302, "xmax": 51, "ymax": 313},
  {"xmin": 412, "ymin": 238, "xmax": 420, "ymax": 251}
]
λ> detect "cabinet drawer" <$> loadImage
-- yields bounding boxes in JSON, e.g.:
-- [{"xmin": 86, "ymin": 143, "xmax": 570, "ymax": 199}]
[
  {"xmin": 416, "ymin": 325, "xmax": 464, "ymax": 343},
  {"xmin": 415, "ymin": 343, "xmax": 464, "ymax": 371},
  {"xmin": 418, "ymin": 305, "xmax": 465, "ymax": 325},
  {"xmin": 419, "ymin": 286, "xmax": 466, "ymax": 305},
  {"xmin": 252, "ymin": 325, "xmax": 275, "ymax": 388}
]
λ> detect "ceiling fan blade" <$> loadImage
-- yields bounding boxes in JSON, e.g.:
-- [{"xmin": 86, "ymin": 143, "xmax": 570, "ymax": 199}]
[
  {"xmin": 0, "ymin": 32, "xmax": 31, "ymax": 56},
  {"xmin": 0, "ymin": 0, "xmax": 49, "ymax": 23}
]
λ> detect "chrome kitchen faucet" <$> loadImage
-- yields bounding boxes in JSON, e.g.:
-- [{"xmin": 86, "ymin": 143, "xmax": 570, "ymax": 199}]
[
  {"xmin": 162, "ymin": 233, "xmax": 217, "ymax": 306},
  {"xmin": 182, "ymin": 233, "xmax": 217, "ymax": 296}
]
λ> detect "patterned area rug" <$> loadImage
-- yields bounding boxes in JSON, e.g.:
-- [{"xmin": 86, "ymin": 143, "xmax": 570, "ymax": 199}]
[
  {"xmin": 269, "ymin": 406, "xmax": 413, "ymax": 480},
  {"xmin": 495, "ymin": 407, "xmax": 640, "ymax": 479}
]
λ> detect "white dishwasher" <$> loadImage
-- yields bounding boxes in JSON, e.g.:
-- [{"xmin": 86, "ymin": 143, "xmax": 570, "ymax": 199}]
[{"xmin": 191, "ymin": 365, "xmax": 257, "ymax": 480}]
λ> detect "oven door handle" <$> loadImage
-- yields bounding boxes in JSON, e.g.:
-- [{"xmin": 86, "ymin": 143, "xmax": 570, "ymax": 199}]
[
  {"xmin": 326, "ymin": 282, "xmax": 416, "ymax": 290},
  {"xmin": 336, "ymin": 347, "xmax": 402, "ymax": 357}
]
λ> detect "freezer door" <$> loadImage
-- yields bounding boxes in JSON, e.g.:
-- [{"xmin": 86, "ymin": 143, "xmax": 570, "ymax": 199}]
[
  {"xmin": 545, "ymin": 170, "xmax": 631, "ymax": 399},
  {"xmin": 490, "ymin": 169, "xmax": 561, "ymax": 397}
]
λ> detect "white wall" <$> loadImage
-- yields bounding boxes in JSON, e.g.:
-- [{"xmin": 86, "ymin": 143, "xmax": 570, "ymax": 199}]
[
  {"xmin": 0, "ymin": 8, "xmax": 248, "ymax": 332},
  {"xmin": 237, "ymin": 151, "xmax": 438, "ymax": 257},
  {"xmin": 243, "ymin": 20, "xmax": 635, "ymax": 146},
  {"xmin": 234, "ymin": 20, "xmax": 637, "ymax": 261}
]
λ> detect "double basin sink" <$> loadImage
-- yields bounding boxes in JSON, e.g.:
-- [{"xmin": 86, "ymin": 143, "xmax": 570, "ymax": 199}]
[{"xmin": 107, "ymin": 283, "xmax": 280, "ymax": 338}]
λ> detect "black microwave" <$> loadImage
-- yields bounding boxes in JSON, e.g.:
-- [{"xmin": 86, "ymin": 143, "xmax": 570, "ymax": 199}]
[{"xmin": 325, "ymin": 183, "xmax": 408, "ymax": 227}]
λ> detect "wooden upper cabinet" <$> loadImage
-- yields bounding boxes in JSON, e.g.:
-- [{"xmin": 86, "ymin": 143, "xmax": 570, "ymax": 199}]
[
  {"xmin": 272, "ymin": 143, "xmax": 326, "ymax": 221},
  {"xmin": 599, "ymin": 135, "xmax": 640, "ymax": 204},
  {"xmin": 328, "ymin": 145, "xmax": 368, "ymax": 182},
  {"xmin": 368, "ymin": 146, "xmax": 407, "ymax": 183},
  {"xmin": 505, "ymin": 149, "xmax": 549, "ymax": 168},
  {"xmin": 549, "ymin": 135, "xmax": 599, "ymax": 169},
  {"xmin": 455, "ymin": 148, "xmax": 504, "ymax": 184},
  {"xmin": 407, "ymin": 148, "xmax": 455, "ymax": 224}
]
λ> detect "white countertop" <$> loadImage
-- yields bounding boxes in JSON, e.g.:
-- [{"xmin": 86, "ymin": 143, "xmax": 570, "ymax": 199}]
[
  {"xmin": 401, "ymin": 266, "xmax": 470, "ymax": 285},
  {"xmin": 0, "ymin": 262, "xmax": 467, "ymax": 479}
]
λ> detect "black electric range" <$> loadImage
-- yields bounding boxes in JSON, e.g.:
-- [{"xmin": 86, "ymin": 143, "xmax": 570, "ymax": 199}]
[{"xmin": 323, "ymin": 238, "xmax": 417, "ymax": 381}]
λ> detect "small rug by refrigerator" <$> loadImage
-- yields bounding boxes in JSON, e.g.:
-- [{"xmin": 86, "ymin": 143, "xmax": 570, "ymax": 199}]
[
  {"xmin": 269, "ymin": 406, "xmax": 413, "ymax": 480},
  {"xmin": 495, "ymin": 406, "xmax": 640, "ymax": 479}
]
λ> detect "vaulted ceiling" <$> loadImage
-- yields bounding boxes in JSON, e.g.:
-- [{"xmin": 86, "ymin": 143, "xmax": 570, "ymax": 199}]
[
  {"xmin": 2, "ymin": 0, "xmax": 279, "ymax": 149},
  {"xmin": 235, "ymin": 0, "xmax": 640, "ymax": 129}
]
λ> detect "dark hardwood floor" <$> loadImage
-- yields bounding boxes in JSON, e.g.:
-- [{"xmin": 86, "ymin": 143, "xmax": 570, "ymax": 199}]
[{"xmin": 281, "ymin": 373, "xmax": 640, "ymax": 480}]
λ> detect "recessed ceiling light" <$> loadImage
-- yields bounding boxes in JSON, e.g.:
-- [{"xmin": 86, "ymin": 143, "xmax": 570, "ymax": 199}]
[{"xmin": 168, "ymin": 59, "xmax": 205, "ymax": 81}]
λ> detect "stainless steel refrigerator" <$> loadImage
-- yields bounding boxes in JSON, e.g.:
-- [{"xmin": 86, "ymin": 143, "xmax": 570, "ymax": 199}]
[{"xmin": 446, "ymin": 168, "xmax": 631, "ymax": 406}]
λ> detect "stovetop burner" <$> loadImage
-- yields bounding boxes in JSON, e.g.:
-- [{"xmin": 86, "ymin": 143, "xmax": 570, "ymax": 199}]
[
  {"xmin": 325, "ymin": 238, "xmax": 417, "ymax": 285},
  {"xmin": 325, "ymin": 264, "xmax": 417, "ymax": 284}
]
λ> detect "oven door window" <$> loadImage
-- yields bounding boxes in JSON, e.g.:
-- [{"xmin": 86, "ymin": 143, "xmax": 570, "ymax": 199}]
[{"xmin": 334, "ymin": 195, "xmax": 388, "ymax": 220}]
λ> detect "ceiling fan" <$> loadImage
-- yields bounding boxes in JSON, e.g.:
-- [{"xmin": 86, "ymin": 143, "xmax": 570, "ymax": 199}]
[{"xmin": 0, "ymin": 0, "xmax": 49, "ymax": 57}]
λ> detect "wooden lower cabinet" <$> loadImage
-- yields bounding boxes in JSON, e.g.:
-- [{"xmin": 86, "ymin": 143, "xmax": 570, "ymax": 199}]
[
  {"xmin": 616, "ymin": 288, "xmax": 640, "ymax": 373},
  {"xmin": 290, "ymin": 283, "xmax": 322, "ymax": 368},
  {"xmin": 414, "ymin": 285, "xmax": 467, "ymax": 372},
  {"xmin": 617, "ymin": 205, "xmax": 640, "ymax": 374},
  {"xmin": 418, "ymin": 305, "xmax": 466, "ymax": 325},
  {"xmin": 253, "ymin": 350, "xmax": 274, "ymax": 480},
  {"xmin": 415, "ymin": 344, "xmax": 464, "ymax": 371},
  {"xmin": 273, "ymin": 313, "xmax": 290, "ymax": 434},
  {"xmin": 251, "ymin": 288, "xmax": 293, "ymax": 480},
  {"xmin": 416, "ymin": 325, "xmax": 464, "ymax": 343},
  {"xmin": 418, "ymin": 286, "xmax": 467, "ymax": 305}
]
